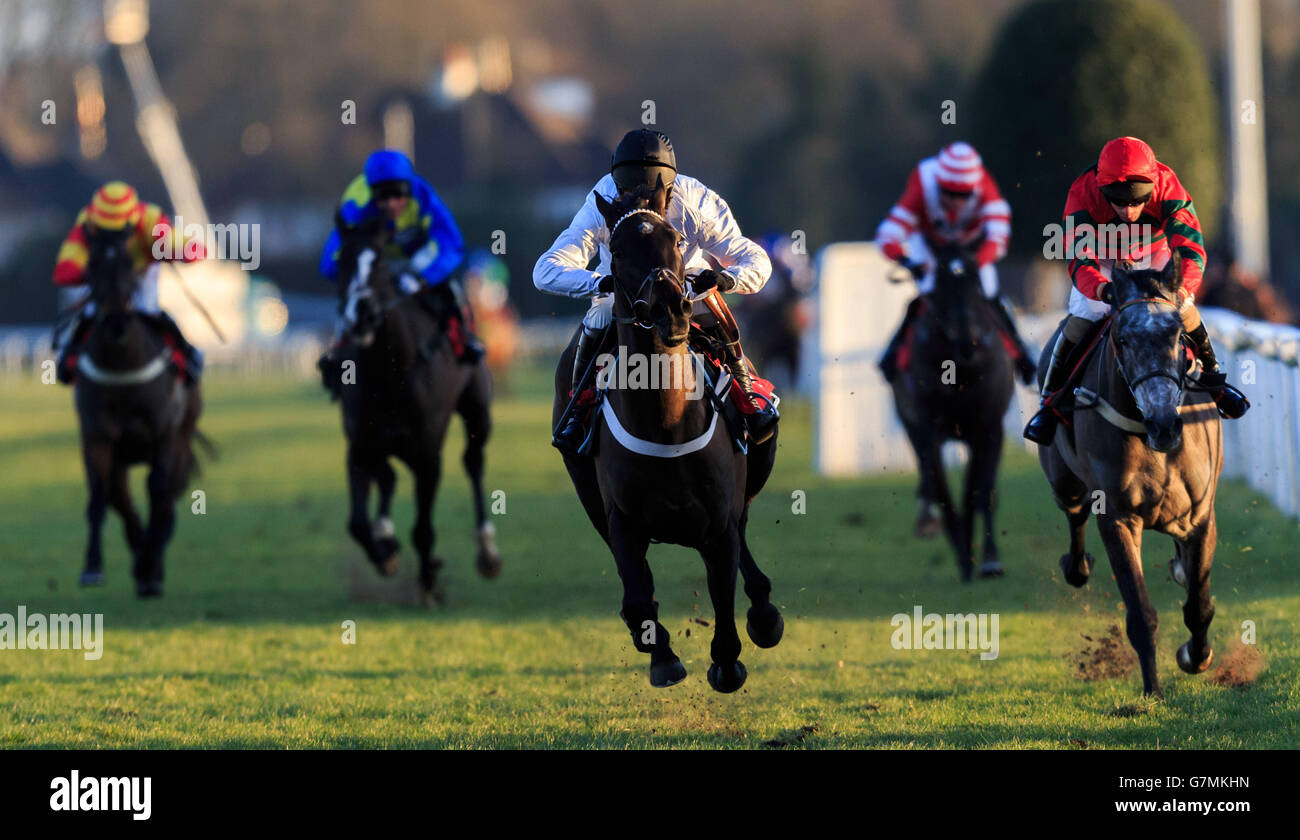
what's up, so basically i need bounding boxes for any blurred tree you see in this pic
[970,0,1221,256]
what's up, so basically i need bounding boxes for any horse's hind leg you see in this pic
[458,371,500,579]
[411,457,444,606]
[1098,515,1161,696]
[738,506,782,648]
[79,442,112,586]
[609,507,684,687]
[700,522,746,693]
[347,444,397,576]
[1046,458,1094,587]
[1175,517,1217,675]
[108,462,144,558]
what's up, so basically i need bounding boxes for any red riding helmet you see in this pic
[934,142,984,193]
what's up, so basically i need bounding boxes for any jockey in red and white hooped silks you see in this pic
[874,141,1037,384]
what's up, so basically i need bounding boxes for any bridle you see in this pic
[608,208,685,330]
[1110,295,1189,400]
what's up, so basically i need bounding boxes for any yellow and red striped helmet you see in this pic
[86,181,142,231]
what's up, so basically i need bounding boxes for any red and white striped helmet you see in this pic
[935,142,984,193]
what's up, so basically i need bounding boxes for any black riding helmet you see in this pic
[611,129,677,193]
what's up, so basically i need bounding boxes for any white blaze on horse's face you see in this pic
[345,247,377,325]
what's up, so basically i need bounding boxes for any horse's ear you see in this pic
[593,191,619,229]
[1109,260,1135,300]
[649,175,669,215]
[1161,249,1183,294]
[334,209,348,232]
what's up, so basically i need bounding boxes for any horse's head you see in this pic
[594,182,691,348]
[1110,252,1187,452]
[924,244,986,360]
[86,226,137,313]
[334,211,396,347]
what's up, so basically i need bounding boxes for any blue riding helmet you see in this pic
[364,149,416,187]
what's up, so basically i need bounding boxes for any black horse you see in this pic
[74,229,204,597]
[888,246,1016,581]
[333,216,500,604]
[551,184,783,692]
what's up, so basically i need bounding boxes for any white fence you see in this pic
[804,241,1300,521]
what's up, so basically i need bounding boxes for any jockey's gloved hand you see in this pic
[597,275,615,294]
[1098,282,1116,306]
[399,274,422,295]
[691,269,736,295]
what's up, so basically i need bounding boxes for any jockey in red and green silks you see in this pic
[1022,136,1250,446]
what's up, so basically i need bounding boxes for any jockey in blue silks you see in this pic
[318,150,482,392]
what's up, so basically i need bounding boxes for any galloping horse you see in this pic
[888,246,1016,581]
[333,215,500,604]
[552,184,783,692]
[1038,254,1221,697]
[74,229,204,597]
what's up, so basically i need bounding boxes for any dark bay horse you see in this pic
[334,216,500,604]
[74,229,203,597]
[888,248,1015,581]
[1038,254,1221,697]
[551,184,782,693]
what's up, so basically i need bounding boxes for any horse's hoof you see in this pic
[915,516,942,539]
[135,580,164,598]
[649,657,687,688]
[79,571,105,587]
[1059,552,1094,588]
[1177,642,1213,674]
[418,586,445,608]
[746,603,784,649]
[373,538,401,576]
[1171,557,1187,588]
[475,549,502,580]
[979,560,1005,579]
[706,660,747,694]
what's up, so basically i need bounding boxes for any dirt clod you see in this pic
[1210,646,1265,689]
[763,724,819,748]
[1069,624,1136,682]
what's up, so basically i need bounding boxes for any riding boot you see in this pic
[552,328,604,455]
[1187,324,1250,419]
[879,297,925,383]
[437,283,486,364]
[990,297,1038,385]
[728,350,780,446]
[153,312,203,386]
[1023,332,1077,445]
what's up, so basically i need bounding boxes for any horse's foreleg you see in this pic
[609,507,684,687]
[1176,517,1217,675]
[967,431,1003,578]
[916,436,967,581]
[701,522,746,693]
[904,423,945,540]
[737,505,782,648]
[373,458,396,530]
[1097,515,1161,696]
[411,457,443,606]
[347,445,397,576]
[458,381,500,579]
[79,442,112,587]
[137,453,176,598]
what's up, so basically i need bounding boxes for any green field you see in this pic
[1,367,1297,749]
